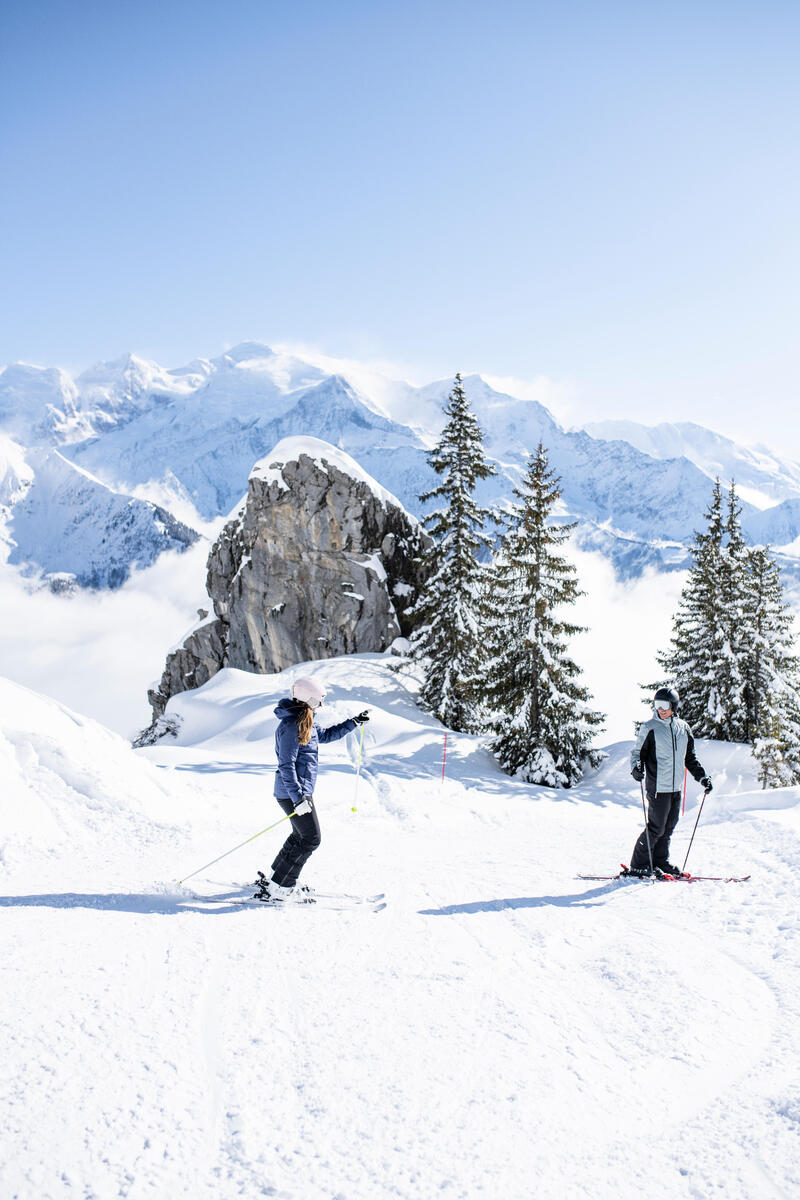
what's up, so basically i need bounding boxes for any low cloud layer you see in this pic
[565,547,687,743]
[0,542,211,739]
[0,541,689,748]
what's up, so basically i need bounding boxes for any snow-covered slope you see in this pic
[2,659,799,1199]
[2,447,199,588]
[0,676,187,870]
[585,417,800,509]
[0,362,91,443]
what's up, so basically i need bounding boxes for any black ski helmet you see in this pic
[654,686,679,714]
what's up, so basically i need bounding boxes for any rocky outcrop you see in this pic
[147,438,430,720]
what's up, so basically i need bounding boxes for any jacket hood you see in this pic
[274,697,308,721]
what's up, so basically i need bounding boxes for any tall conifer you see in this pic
[657,480,728,735]
[714,483,750,740]
[746,546,800,784]
[409,373,496,732]
[481,443,604,787]
[658,481,800,783]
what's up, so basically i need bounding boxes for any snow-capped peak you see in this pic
[584,417,800,509]
[250,435,405,511]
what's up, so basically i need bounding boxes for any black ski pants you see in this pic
[270,797,321,887]
[630,790,682,870]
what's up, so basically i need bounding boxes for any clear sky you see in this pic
[2,0,799,449]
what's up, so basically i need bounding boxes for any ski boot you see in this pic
[253,872,294,903]
[656,862,690,879]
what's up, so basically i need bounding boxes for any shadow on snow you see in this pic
[419,882,622,915]
[0,890,258,916]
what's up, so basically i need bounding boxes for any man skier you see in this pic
[625,686,713,878]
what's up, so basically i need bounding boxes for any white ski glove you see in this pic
[293,797,312,816]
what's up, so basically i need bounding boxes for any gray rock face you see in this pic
[147,441,430,720]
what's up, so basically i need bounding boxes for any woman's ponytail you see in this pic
[297,703,314,745]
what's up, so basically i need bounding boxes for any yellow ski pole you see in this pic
[177,809,297,886]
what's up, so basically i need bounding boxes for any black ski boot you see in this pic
[620,865,653,878]
[656,862,689,879]
[253,871,295,903]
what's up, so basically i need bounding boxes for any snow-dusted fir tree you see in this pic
[717,483,751,739]
[658,482,800,775]
[746,545,800,785]
[481,443,604,787]
[409,373,496,732]
[752,715,796,789]
[657,480,750,740]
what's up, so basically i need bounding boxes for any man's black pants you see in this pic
[270,797,321,887]
[630,790,682,870]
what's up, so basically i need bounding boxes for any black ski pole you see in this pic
[682,786,710,875]
[641,779,654,874]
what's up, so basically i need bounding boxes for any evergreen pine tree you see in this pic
[752,714,794,789]
[658,480,800,780]
[481,443,604,787]
[745,545,800,785]
[409,373,496,732]
[715,482,750,740]
[657,479,728,735]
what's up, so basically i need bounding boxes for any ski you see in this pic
[299,890,385,904]
[189,889,386,912]
[252,871,384,905]
[576,872,750,883]
[249,895,388,912]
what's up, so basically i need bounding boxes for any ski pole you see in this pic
[640,779,654,874]
[681,786,710,875]
[441,731,448,784]
[177,810,297,886]
[351,722,365,812]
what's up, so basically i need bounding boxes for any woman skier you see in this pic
[624,686,712,878]
[255,676,369,902]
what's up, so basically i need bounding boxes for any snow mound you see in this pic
[0,676,184,874]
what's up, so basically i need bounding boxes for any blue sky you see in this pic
[2,0,799,447]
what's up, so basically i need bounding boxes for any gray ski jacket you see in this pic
[631,713,705,797]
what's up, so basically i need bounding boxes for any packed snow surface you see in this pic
[2,658,800,1199]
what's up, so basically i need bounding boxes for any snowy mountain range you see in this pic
[2,341,800,588]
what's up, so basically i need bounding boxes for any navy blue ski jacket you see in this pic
[273,698,356,806]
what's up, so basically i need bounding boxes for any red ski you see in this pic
[577,868,750,883]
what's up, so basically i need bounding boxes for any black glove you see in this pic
[701,776,713,792]
[352,711,370,725]
[631,764,644,782]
